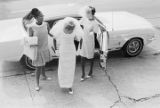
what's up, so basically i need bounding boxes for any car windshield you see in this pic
[46,16,81,29]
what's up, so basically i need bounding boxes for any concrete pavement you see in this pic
[0,61,119,108]
[1,34,160,108]
[1,0,160,108]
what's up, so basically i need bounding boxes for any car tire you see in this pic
[21,55,36,70]
[122,38,143,57]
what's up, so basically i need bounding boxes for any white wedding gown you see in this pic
[50,17,84,88]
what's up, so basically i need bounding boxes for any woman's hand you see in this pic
[100,26,107,32]
[49,33,54,37]
[47,22,55,38]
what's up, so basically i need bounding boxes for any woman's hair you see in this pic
[22,10,33,31]
[31,8,43,18]
[23,8,42,21]
[79,6,96,18]
[65,21,75,31]
[22,8,42,30]
[23,11,33,21]
[89,6,96,15]
[63,17,76,34]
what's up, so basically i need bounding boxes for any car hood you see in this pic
[0,18,26,43]
[96,11,154,31]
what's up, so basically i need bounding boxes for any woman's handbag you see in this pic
[25,36,38,46]
[23,36,38,61]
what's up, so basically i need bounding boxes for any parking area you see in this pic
[0,27,160,108]
[1,0,160,108]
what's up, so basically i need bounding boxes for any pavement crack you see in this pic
[110,100,121,108]
[23,70,34,102]
[101,66,126,108]
[101,66,160,108]
[0,73,25,78]
[123,93,160,103]
[104,68,121,101]
[0,70,34,78]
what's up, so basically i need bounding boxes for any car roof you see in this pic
[38,4,82,20]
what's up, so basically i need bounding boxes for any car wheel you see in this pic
[21,55,36,70]
[123,38,143,57]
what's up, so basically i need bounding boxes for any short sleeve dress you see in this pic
[80,18,100,59]
[31,22,51,67]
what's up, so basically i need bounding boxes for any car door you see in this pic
[96,12,124,51]
[0,18,24,61]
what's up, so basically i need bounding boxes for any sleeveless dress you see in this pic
[50,18,83,88]
[80,18,100,59]
[31,22,51,67]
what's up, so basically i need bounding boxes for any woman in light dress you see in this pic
[79,6,101,81]
[50,17,83,94]
[28,8,52,91]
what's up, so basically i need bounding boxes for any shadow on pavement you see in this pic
[0,61,24,77]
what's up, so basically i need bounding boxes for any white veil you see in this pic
[50,17,84,41]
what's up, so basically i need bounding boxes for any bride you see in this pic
[50,17,84,94]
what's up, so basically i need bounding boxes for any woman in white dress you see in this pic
[50,17,83,94]
[79,6,100,81]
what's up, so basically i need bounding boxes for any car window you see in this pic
[46,16,81,29]
[74,17,81,20]
[45,17,65,29]
[45,19,58,29]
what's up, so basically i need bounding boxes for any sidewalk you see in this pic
[0,60,118,108]
[1,50,160,108]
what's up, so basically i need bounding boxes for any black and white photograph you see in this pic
[0,0,160,108]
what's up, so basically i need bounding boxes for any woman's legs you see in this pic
[41,65,52,80]
[41,66,46,78]
[35,66,41,90]
[68,88,73,94]
[81,56,86,79]
[88,58,94,76]
[81,56,94,80]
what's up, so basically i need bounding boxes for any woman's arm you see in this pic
[28,27,34,37]
[28,27,38,47]
[47,22,57,50]
[98,23,107,32]
[94,16,107,31]
[47,22,55,37]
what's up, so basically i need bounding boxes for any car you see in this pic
[0,4,155,70]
